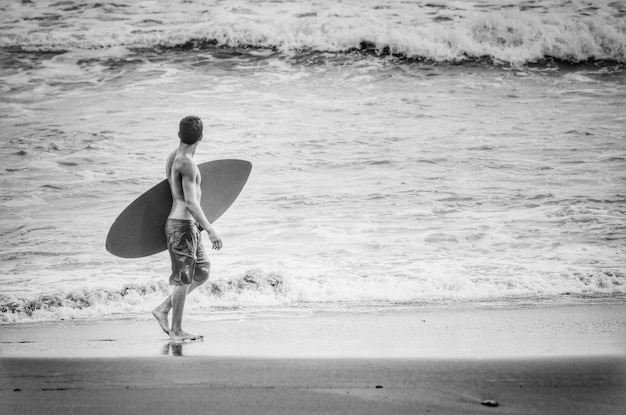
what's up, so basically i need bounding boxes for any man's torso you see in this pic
[166,150,201,220]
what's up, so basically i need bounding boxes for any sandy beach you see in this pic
[1,302,624,414]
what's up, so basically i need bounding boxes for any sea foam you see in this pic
[0,0,624,64]
[1,267,623,323]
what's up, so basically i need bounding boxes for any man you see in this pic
[152,116,222,342]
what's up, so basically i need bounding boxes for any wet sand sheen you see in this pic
[1,302,624,358]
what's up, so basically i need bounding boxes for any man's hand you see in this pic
[208,231,222,250]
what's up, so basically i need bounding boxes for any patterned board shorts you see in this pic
[165,219,210,285]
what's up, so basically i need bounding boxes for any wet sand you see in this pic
[2,356,624,415]
[1,303,625,414]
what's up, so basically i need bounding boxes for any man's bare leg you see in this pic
[152,279,205,335]
[169,283,203,341]
[152,301,171,335]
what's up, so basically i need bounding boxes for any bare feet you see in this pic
[152,307,170,335]
[169,330,204,342]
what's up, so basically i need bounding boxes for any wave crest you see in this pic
[1,4,625,64]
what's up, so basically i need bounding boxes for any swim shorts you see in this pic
[165,219,210,285]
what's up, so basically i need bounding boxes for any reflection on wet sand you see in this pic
[162,338,205,356]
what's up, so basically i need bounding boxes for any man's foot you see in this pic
[152,307,170,335]
[169,330,204,342]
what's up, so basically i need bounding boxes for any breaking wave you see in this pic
[1,267,624,323]
[1,0,625,64]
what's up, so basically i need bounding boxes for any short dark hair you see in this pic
[179,116,203,144]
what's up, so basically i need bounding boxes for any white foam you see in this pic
[2,265,623,323]
[1,0,624,63]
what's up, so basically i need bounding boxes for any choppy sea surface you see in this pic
[1,0,625,323]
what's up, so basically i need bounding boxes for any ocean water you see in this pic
[1,0,625,323]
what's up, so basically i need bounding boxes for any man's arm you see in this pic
[180,161,223,250]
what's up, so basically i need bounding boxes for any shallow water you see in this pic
[1,0,625,323]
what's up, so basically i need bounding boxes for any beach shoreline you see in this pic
[1,302,624,414]
[1,301,624,359]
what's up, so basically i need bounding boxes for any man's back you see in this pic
[167,150,201,221]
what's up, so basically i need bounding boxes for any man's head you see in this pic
[178,115,203,145]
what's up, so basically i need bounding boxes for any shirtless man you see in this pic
[152,116,222,342]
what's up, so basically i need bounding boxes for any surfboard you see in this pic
[106,159,252,258]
